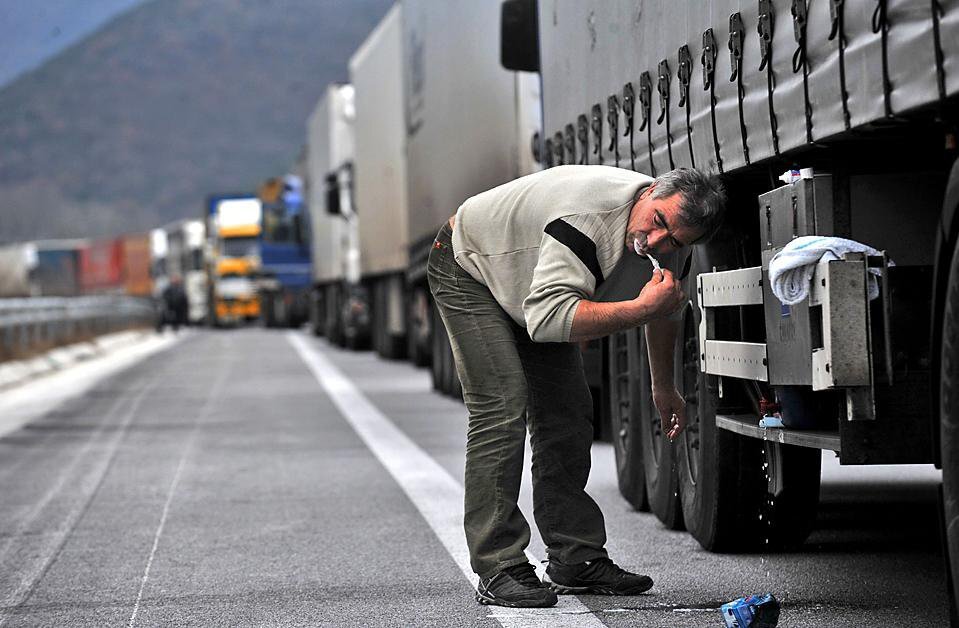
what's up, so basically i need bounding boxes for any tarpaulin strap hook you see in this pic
[591,103,604,164]
[791,0,814,143]
[871,0,893,118]
[701,28,723,173]
[543,136,554,168]
[553,131,565,166]
[640,71,655,176]
[758,0,779,154]
[607,95,621,167]
[931,0,947,101]
[564,123,577,167]
[622,82,637,170]
[729,12,750,164]
[828,0,851,129]
[577,114,589,165]
[657,58,675,170]
[678,45,696,169]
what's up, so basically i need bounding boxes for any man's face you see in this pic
[625,184,702,257]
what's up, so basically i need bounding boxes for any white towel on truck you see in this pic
[768,236,891,305]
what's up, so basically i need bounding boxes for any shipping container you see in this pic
[30,239,85,296]
[79,238,124,294]
[121,234,152,297]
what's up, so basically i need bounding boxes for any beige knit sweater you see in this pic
[452,165,681,343]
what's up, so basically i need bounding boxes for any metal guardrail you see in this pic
[0,296,156,362]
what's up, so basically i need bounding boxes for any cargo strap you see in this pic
[552,131,565,166]
[543,136,554,168]
[640,71,655,175]
[622,82,637,170]
[657,58,676,170]
[791,0,814,143]
[729,12,750,164]
[591,103,604,165]
[758,0,780,154]
[932,0,947,100]
[564,123,577,167]
[702,28,724,172]
[871,0,893,118]
[530,131,542,165]
[828,0,852,129]
[577,114,589,165]
[678,44,696,168]
[607,94,621,167]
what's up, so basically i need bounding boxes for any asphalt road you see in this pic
[0,328,949,627]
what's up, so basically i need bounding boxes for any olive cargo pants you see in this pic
[427,222,608,579]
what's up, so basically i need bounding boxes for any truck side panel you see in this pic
[402,0,536,241]
[350,5,410,277]
[307,85,352,284]
[540,0,959,178]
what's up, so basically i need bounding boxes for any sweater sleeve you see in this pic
[523,214,609,343]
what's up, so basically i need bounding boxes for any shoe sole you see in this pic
[474,591,558,608]
[547,578,654,596]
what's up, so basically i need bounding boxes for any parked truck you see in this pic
[256,175,312,328]
[205,194,261,325]
[165,219,207,324]
[344,0,541,394]
[500,0,959,602]
[306,84,368,348]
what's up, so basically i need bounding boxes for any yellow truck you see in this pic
[206,195,262,325]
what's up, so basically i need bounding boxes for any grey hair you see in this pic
[651,168,726,243]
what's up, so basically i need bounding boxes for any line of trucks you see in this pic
[0,178,312,331]
[302,0,959,613]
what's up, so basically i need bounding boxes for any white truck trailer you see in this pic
[306,84,366,348]
[501,0,959,600]
[165,219,207,324]
[345,0,541,394]
[349,4,410,361]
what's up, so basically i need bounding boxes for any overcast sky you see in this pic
[0,0,147,88]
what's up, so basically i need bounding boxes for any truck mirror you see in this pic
[500,0,540,72]
[325,173,341,216]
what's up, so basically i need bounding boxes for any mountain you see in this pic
[0,0,394,242]
[0,0,147,88]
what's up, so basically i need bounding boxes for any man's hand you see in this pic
[652,386,686,440]
[635,270,685,320]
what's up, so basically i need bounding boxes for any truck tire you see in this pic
[373,278,406,360]
[607,329,649,512]
[407,288,432,367]
[941,234,959,618]
[675,279,752,550]
[310,290,324,337]
[431,307,445,391]
[677,246,822,551]
[325,285,344,346]
[637,329,684,529]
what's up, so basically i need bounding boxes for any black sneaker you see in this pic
[475,563,558,608]
[545,557,654,595]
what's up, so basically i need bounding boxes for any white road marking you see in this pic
[288,332,608,628]
[128,349,231,628]
[0,382,156,626]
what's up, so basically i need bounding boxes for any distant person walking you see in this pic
[159,275,189,331]
[427,165,726,608]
